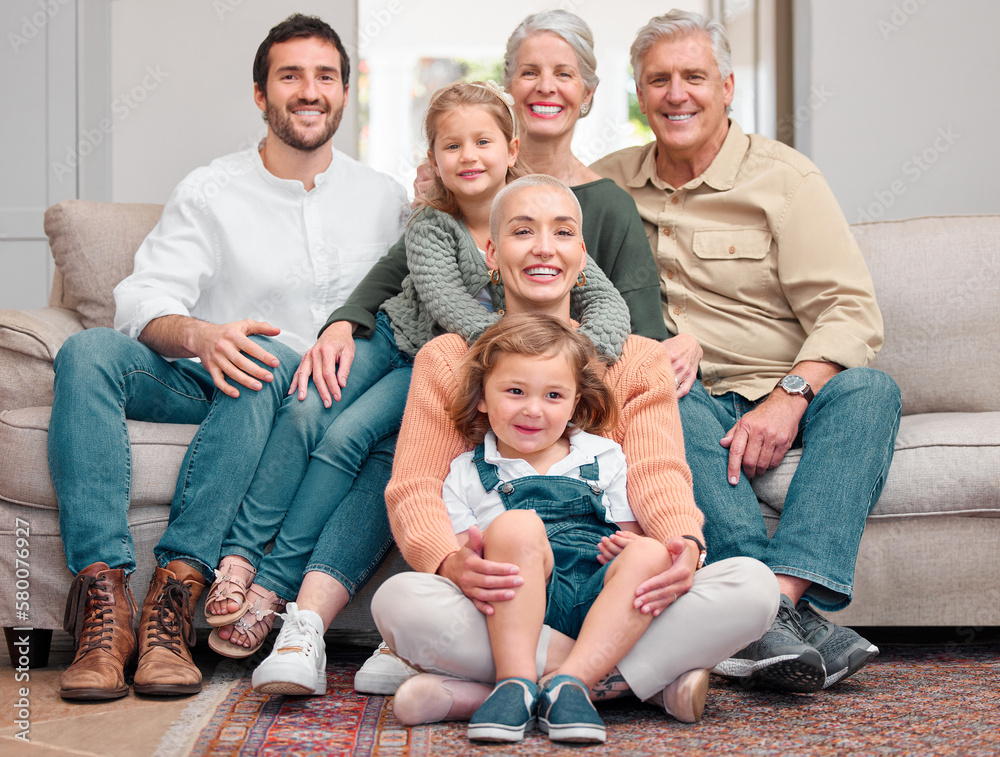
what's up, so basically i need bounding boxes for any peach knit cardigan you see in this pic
[385,332,704,575]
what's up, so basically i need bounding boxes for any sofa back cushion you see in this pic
[853,214,1000,415]
[44,200,164,329]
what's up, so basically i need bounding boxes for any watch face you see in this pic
[782,375,807,393]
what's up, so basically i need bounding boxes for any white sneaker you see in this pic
[353,641,419,694]
[251,603,327,696]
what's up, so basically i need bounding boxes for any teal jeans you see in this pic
[678,367,901,611]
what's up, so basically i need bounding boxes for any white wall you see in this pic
[110,0,358,204]
[794,0,1000,223]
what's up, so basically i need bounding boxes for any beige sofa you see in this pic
[2,201,998,661]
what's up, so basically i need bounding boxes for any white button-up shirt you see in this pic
[114,143,409,355]
[443,429,633,534]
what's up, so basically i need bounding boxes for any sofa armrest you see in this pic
[0,307,84,412]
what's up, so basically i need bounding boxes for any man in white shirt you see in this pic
[51,14,407,701]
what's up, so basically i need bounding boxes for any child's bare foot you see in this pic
[204,555,256,626]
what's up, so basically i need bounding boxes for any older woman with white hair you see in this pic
[315,10,699,384]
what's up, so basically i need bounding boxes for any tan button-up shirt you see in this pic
[591,121,883,400]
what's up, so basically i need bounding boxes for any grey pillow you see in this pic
[44,200,163,329]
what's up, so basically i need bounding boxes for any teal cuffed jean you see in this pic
[678,367,901,611]
[49,327,300,579]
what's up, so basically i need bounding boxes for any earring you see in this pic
[581,102,591,115]
[489,269,502,284]
[576,271,586,287]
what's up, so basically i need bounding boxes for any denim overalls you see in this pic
[473,443,618,638]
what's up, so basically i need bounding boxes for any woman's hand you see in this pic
[662,333,703,398]
[438,525,524,615]
[412,161,436,208]
[632,537,699,616]
[289,321,356,407]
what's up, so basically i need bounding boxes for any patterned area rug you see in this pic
[185,645,1000,756]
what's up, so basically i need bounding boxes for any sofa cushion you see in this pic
[752,410,1000,519]
[44,200,164,330]
[853,215,1000,415]
[0,406,197,509]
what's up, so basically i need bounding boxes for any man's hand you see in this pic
[662,333,703,398]
[289,321,357,408]
[719,390,805,484]
[633,537,698,616]
[437,525,523,615]
[186,319,281,398]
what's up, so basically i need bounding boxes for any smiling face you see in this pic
[478,349,579,468]
[428,105,518,209]
[636,33,733,168]
[508,32,593,145]
[254,36,347,152]
[486,184,587,319]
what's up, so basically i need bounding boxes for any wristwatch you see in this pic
[777,374,814,403]
[681,535,707,570]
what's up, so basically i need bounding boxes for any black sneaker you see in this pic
[713,595,826,693]
[795,600,879,688]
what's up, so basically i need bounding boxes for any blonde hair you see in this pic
[451,313,618,446]
[420,81,529,220]
[489,173,581,243]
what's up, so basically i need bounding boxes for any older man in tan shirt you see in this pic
[592,10,901,694]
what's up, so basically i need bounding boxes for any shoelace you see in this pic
[63,573,114,655]
[273,611,317,654]
[794,603,831,645]
[773,600,811,640]
[147,578,196,655]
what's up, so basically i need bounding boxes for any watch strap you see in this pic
[681,535,707,570]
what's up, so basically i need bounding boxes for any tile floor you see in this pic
[1,630,226,757]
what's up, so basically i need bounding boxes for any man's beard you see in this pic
[265,98,344,151]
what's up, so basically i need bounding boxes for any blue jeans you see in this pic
[678,367,901,611]
[304,434,397,596]
[221,312,411,599]
[48,327,300,578]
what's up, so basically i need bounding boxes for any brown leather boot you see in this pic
[133,560,206,696]
[59,562,138,700]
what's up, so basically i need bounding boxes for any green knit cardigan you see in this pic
[380,206,631,361]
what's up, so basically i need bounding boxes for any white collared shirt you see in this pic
[443,429,633,533]
[114,144,409,355]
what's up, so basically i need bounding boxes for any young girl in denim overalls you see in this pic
[443,313,674,745]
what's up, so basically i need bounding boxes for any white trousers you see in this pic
[371,556,778,700]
